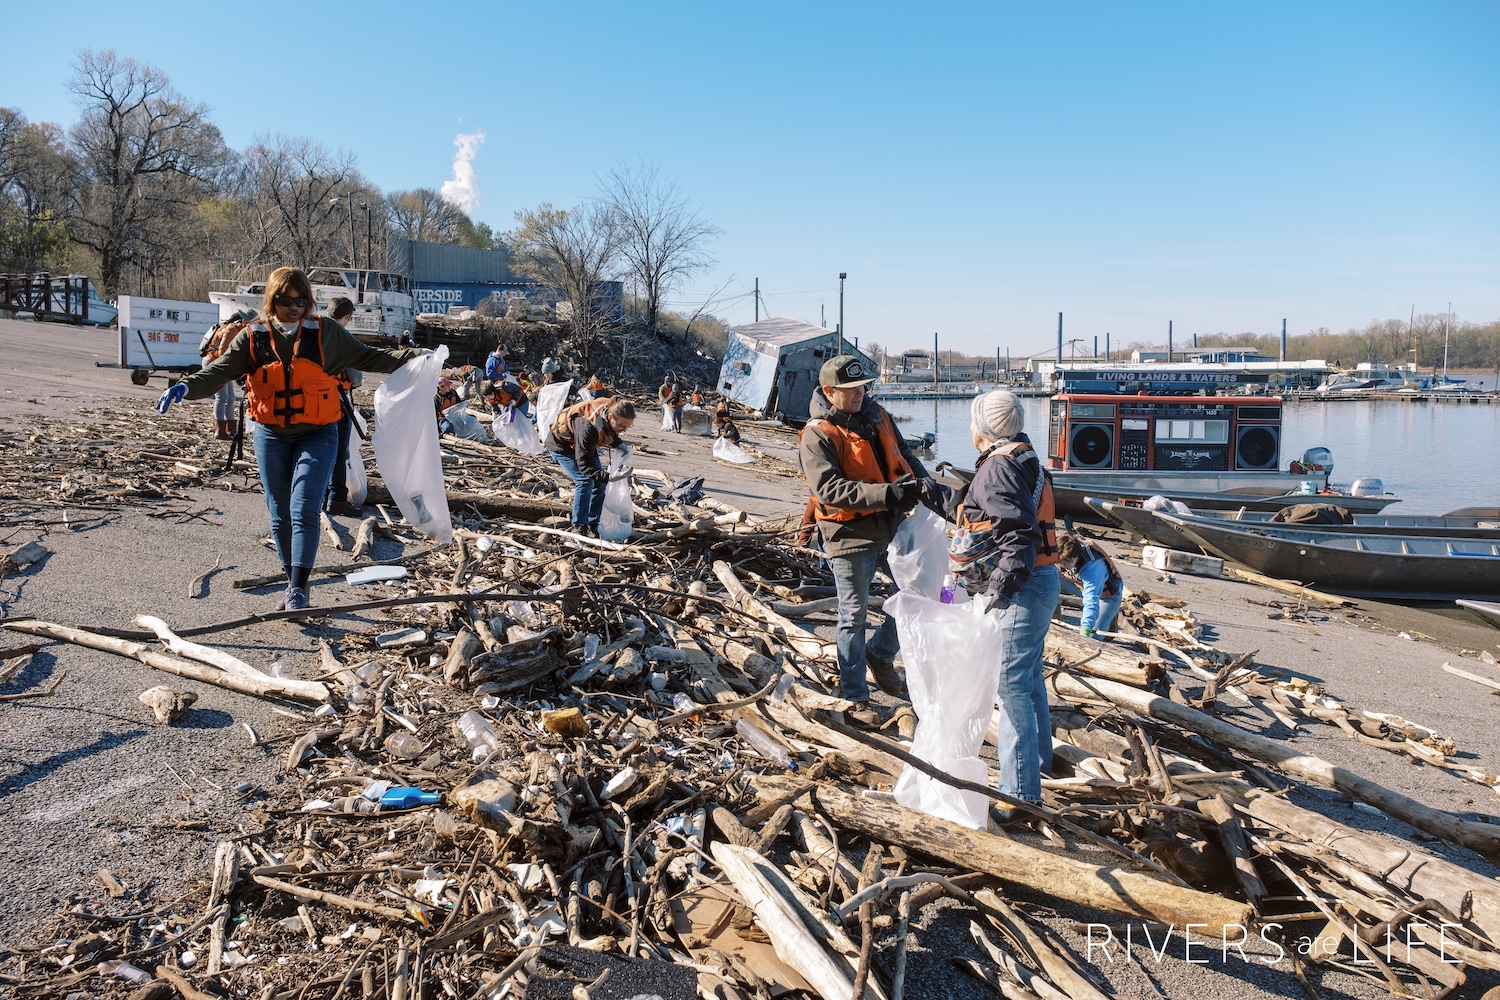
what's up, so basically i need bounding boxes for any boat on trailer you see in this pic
[209,268,415,339]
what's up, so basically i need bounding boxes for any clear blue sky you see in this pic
[4,1,1496,357]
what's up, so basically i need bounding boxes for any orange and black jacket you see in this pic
[958,432,1058,598]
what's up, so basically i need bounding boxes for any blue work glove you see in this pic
[156,383,188,414]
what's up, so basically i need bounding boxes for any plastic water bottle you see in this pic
[735,718,796,771]
[940,574,955,604]
[379,787,440,809]
[383,733,425,759]
[672,692,700,719]
[455,710,499,762]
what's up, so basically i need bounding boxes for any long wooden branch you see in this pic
[1050,670,1500,862]
[752,774,1253,937]
[4,620,329,703]
[713,560,836,663]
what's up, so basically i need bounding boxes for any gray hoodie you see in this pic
[796,387,928,557]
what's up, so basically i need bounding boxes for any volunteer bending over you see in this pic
[953,389,1061,814]
[543,397,635,537]
[1056,532,1123,637]
[156,267,422,611]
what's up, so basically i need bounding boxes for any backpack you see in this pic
[200,318,248,363]
[669,475,706,505]
[948,442,1047,592]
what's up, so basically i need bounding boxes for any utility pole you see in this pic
[754,278,759,322]
[1093,335,1098,361]
[1281,318,1287,362]
[838,273,847,356]
[821,303,825,328]
[1106,332,1110,362]
[346,193,356,267]
[933,332,939,387]
[1168,320,1174,362]
[1057,312,1063,363]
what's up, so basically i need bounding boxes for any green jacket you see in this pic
[181,319,423,437]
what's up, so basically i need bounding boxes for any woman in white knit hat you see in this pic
[949,389,1061,818]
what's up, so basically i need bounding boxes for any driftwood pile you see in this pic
[6,409,1500,999]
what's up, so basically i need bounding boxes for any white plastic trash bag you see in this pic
[599,447,633,542]
[536,380,574,448]
[712,436,755,465]
[345,408,369,507]
[373,346,453,543]
[661,404,674,430]
[888,591,1008,828]
[441,401,488,441]
[886,504,948,600]
[492,406,543,455]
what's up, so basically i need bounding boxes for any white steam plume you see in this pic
[440,131,485,214]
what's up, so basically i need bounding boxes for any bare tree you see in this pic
[506,201,622,370]
[388,188,469,244]
[67,49,225,293]
[235,135,360,271]
[603,163,719,337]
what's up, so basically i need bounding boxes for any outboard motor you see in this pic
[1300,447,1333,482]
[1351,477,1384,498]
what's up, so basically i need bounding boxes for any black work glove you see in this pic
[887,477,920,513]
[916,476,947,515]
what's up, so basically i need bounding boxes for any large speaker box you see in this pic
[1067,422,1114,469]
[1235,425,1280,470]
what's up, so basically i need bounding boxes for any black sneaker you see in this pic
[327,501,364,518]
[867,653,909,699]
[844,701,885,729]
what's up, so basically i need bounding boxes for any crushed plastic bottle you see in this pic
[455,710,500,763]
[583,633,600,660]
[735,717,796,771]
[97,960,153,983]
[672,692,700,720]
[645,645,687,664]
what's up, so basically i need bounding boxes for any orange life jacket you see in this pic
[801,407,912,523]
[245,319,343,428]
[552,397,619,450]
[958,440,1058,566]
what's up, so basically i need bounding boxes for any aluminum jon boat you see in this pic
[1086,497,1500,552]
[1457,601,1500,630]
[1162,514,1500,600]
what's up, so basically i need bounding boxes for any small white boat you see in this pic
[209,267,415,339]
[1457,600,1500,630]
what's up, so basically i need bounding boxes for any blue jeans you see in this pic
[828,549,900,701]
[1094,589,1122,633]
[253,422,338,571]
[327,412,352,504]
[994,563,1061,801]
[553,452,605,527]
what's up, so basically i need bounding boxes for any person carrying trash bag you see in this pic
[796,355,939,721]
[1056,531,1123,637]
[155,267,423,611]
[542,396,636,537]
[946,388,1061,818]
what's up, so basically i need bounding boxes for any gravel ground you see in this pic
[3,315,1500,998]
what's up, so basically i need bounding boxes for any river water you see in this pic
[880,393,1500,515]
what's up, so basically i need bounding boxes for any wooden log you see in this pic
[1236,789,1500,947]
[446,489,570,521]
[710,842,888,1000]
[0,540,49,577]
[443,628,482,687]
[1050,671,1500,862]
[1196,795,1266,912]
[4,620,330,703]
[1045,626,1164,687]
[134,615,330,702]
[1442,661,1500,692]
[713,561,836,664]
[973,890,1111,1000]
[690,618,778,685]
[320,512,346,551]
[351,517,377,560]
[752,775,1254,937]
[1221,566,1351,606]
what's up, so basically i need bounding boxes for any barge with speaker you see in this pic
[1045,393,1399,518]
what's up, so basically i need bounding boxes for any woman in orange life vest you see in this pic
[950,389,1061,816]
[156,268,423,611]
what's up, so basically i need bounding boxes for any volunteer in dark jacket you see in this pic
[953,389,1061,811]
[543,396,635,536]
[798,356,935,715]
[156,267,422,611]
[1056,532,1123,637]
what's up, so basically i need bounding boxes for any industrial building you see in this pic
[387,238,623,320]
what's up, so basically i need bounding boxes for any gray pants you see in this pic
[214,382,237,421]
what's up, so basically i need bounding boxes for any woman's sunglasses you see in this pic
[273,294,310,309]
